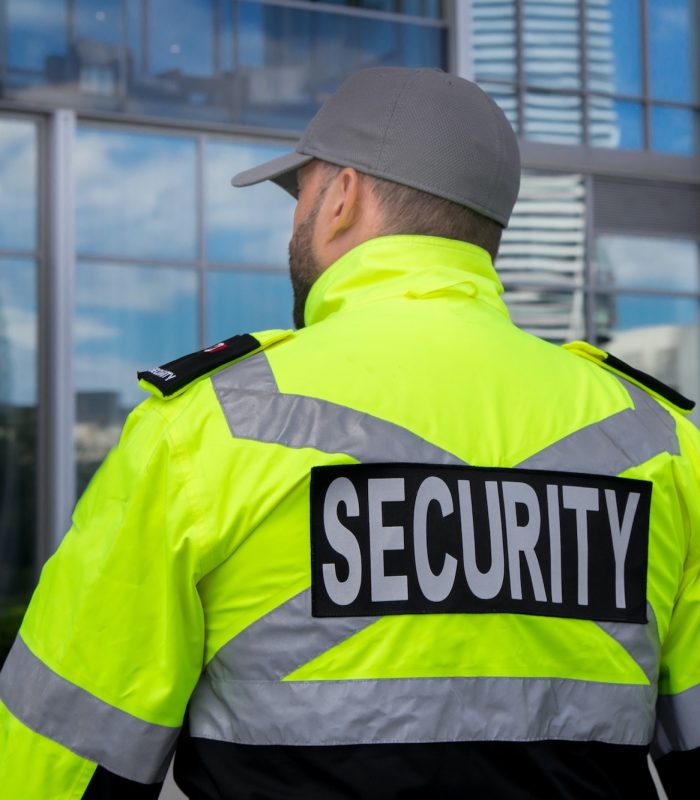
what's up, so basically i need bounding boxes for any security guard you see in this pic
[1,69,698,799]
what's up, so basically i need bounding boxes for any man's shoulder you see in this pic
[137,329,294,402]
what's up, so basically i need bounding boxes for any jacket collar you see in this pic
[304,235,509,327]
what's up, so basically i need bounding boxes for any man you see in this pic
[0,68,698,799]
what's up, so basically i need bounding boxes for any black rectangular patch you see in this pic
[310,464,651,623]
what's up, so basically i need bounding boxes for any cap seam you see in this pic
[483,97,504,214]
[375,69,421,173]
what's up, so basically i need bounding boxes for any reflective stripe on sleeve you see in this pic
[189,673,656,747]
[654,683,700,755]
[0,636,179,783]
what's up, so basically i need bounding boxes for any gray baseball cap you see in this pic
[231,67,521,227]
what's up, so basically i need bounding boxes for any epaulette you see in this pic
[563,340,695,415]
[138,329,293,400]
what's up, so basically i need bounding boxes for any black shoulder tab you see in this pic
[138,333,260,398]
[604,352,695,413]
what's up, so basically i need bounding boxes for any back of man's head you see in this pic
[233,67,520,258]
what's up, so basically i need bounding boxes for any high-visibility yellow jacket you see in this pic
[1,235,698,799]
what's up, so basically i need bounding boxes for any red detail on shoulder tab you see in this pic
[204,342,227,353]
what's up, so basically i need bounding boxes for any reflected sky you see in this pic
[649,0,698,103]
[207,140,296,267]
[596,236,699,293]
[0,259,37,407]
[75,262,197,409]
[0,119,37,252]
[207,269,292,342]
[75,127,197,261]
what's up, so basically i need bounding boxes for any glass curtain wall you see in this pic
[0,116,39,664]
[73,126,295,493]
[471,0,700,154]
[2,0,446,128]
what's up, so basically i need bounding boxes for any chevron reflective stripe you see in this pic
[212,353,466,466]
[654,683,700,755]
[206,588,376,682]
[0,636,179,783]
[189,673,656,747]
[519,381,679,473]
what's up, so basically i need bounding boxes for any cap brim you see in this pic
[231,150,313,198]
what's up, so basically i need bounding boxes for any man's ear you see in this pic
[323,168,360,243]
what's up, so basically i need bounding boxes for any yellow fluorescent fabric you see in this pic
[2,234,699,793]
[0,700,96,799]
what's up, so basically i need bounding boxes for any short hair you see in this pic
[363,174,503,261]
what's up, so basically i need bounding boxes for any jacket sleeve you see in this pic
[0,397,207,798]
[653,415,700,798]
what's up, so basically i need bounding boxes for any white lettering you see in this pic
[503,481,547,602]
[413,476,457,602]
[459,480,505,600]
[322,478,362,606]
[562,486,598,606]
[547,484,562,604]
[368,478,408,602]
[605,489,640,609]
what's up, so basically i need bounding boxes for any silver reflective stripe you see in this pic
[654,683,700,754]
[596,604,660,685]
[212,355,465,466]
[189,674,655,747]
[215,351,279,394]
[208,589,377,682]
[0,636,179,783]
[519,381,679,474]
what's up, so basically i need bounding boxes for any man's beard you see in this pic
[288,191,325,330]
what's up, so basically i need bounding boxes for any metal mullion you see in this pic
[447,0,473,80]
[213,0,222,74]
[141,0,149,74]
[250,0,447,27]
[206,261,288,274]
[38,110,76,561]
[76,252,199,268]
[0,248,41,260]
[640,0,651,150]
[578,0,588,145]
[515,0,525,137]
[117,0,129,108]
[66,0,76,47]
[583,173,595,342]
[593,286,700,301]
[197,135,207,349]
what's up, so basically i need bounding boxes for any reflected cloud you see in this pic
[75,128,197,261]
[0,120,37,251]
[207,141,296,267]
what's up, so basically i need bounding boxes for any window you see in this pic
[0,117,39,665]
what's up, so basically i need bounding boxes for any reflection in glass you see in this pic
[651,106,698,156]
[0,119,37,252]
[596,293,699,421]
[74,262,198,493]
[595,236,699,293]
[148,0,214,78]
[206,140,296,267]
[206,269,293,343]
[472,0,518,84]
[524,91,582,144]
[480,83,519,132]
[589,99,643,149]
[0,258,37,666]
[524,0,581,90]
[225,2,444,130]
[75,128,197,261]
[499,172,586,343]
[7,0,67,71]
[586,0,641,96]
[649,0,698,103]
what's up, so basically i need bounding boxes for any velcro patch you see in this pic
[310,464,651,623]
[138,333,260,397]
